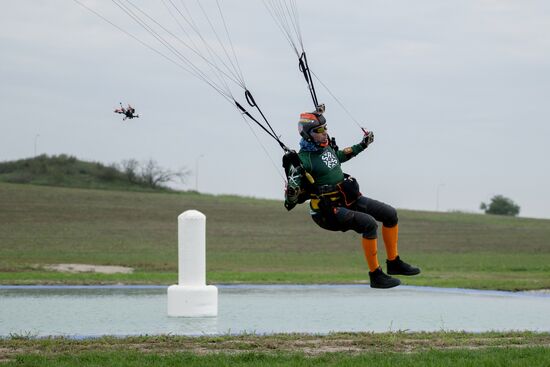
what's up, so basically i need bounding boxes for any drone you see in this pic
[114,103,139,121]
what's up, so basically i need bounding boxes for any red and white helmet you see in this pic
[298,111,326,141]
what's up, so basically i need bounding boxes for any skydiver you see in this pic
[282,108,420,288]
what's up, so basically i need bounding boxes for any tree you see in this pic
[119,159,190,189]
[121,159,140,184]
[480,195,520,216]
[138,159,190,189]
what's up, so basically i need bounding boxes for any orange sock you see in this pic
[382,224,399,261]
[361,237,379,272]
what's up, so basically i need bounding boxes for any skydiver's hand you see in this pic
[286,185,297,198]
[360,131,374,148]
[282,150,301,171]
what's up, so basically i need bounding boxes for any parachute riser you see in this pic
[234,98,290,153]
[298,52,319,109]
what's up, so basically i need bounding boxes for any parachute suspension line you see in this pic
[175,0,289,152]
[170,0,286,151]
[310,70,365,131]
[115,0,240,95]
[275,0,303,52]
[196,0,246,88]
[73,0,233,102]
[110,0,234,100]
[161,0,235,98]
[264,0,319,109]
[265,0,366,132]
[166,0,245,90]
[71,0,196,89]
[216,0,246,89]
[287,0,303,51]
[75,0,290,154]
[237,113,287,182]
[166,0,286,152]
[159,0,227,93]
[193,0,243,96]
[263,0,300,56]
[214,0,246,86]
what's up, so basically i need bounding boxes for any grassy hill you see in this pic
[0,154,174,191]
[1,181,549,290]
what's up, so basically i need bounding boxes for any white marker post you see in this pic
[167,210,218,317]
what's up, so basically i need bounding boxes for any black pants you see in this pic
[311,196,398,239]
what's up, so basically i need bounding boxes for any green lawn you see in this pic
[2,332,549,366]
[1,182,549,290]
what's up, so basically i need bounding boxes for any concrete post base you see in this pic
[167,285,218,317]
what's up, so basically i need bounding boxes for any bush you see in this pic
[97,164,122,182]
[5,172,33,184]
[480,195,520,216]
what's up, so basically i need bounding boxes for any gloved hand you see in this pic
[282,150,301,172]
[360,131,374,148]
[284,164,304,211]
[286,185,297,198]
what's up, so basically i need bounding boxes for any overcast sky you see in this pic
[1,1,549,219]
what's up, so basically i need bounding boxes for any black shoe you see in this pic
[369,267,401,289]
[386,256,421,276]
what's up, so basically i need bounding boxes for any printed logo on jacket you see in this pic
[321,150,338,169]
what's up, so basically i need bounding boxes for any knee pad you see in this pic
[383,206,398,228]
[359,216,378,239]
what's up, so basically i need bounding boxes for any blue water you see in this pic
[1,285,549,337]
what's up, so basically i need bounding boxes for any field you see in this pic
[1,182,550,366]
[1,182,549,290]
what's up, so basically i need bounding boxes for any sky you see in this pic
[1,1,549,219]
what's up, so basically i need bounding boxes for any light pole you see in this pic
[195,154,204,192]
[34,134,40,157]
[436,183,446,212]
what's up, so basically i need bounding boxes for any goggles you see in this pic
[311,125,328,134]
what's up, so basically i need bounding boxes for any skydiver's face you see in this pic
[310,125,328,145]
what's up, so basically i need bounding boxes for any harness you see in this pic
[308,175,361,210]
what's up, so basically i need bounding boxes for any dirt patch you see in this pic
[43,264,134,274]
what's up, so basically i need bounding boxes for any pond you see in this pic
[1,285,548,337]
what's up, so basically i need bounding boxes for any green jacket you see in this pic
[284,142,366,210]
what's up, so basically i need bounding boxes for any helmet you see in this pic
[298,111,326,141]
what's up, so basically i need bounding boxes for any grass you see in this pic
[1,180,549,365]
[6,348,550,367]
[1,182,549,290]
[1,332,549,366]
